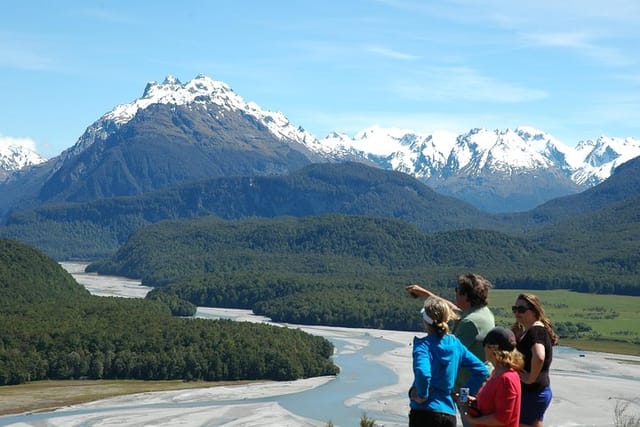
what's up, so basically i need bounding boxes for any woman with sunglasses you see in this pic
[511,294,559,427]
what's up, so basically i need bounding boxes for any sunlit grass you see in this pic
[0,379,256,416]
[491,289,640,355]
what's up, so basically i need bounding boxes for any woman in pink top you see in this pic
[463,326,524,427]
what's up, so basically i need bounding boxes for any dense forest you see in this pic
[0,163,499,259]
[2,161,639,294]
[89,213,640,295]
[79,214,639,345]
[0,238,338,386]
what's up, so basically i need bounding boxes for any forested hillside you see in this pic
[80,214,638,338]
[0,238,338,385]
[87,214,544,286]
[516,195,640,295]
[0,162,498,260]
[498,156,640,230]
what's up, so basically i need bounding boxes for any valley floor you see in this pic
[2,264,634,426]
[1,310,639,427]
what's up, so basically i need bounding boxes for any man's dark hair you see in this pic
[456,273,492,307]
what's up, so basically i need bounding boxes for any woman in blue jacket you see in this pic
[409,297,489,427]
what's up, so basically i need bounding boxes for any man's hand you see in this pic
[405,284,429,298]
[405,284,461,311]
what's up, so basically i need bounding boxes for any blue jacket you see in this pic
[410,333,489,415]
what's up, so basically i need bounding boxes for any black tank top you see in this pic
[516,325,553,391]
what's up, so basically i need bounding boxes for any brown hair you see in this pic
[457,273,492,307]
[517,293,559,345]
[424,296,459,337]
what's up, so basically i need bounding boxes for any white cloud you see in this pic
[388,66,547,103]
[366,46,420,60]
[0,32,55,70]
[522,32,632,67]
[72,7,131,24]
[613,73,640,85]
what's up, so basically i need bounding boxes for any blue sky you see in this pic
[1,0,639,158]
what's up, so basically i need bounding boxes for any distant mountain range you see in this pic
[323,126,640,212]
[1,73,639,216]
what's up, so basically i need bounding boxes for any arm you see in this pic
[521,343,545,384]
[405,284,461,311]
[412,340,432,402]
[460,344,489,394]
[511,322,525,341]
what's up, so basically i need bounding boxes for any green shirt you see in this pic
[452,305,495,391]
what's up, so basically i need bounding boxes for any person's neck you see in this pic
[492,364,509,375]
[527,320,544,329]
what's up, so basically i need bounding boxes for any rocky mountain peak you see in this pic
[0,138,47,180]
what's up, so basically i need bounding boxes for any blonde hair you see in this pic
[424,297,459,337]
[486,345,525,371]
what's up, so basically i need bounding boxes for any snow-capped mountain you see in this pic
[2,73,639,215]
[317,126,640,211]
[18,74,329,208]
[50,73,640,206]
[319,126,640,183]
[570,136,640,186]
[0,137,47,181]
[58,74,320,163]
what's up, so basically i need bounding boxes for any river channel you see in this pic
[1,263,639,427]
[0,263,411,427]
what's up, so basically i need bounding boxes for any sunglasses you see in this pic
[511,305,530,314]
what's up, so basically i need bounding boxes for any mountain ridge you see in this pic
[1,162,500,260]
[2,73,639,214]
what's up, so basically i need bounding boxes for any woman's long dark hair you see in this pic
[518,293,559,345]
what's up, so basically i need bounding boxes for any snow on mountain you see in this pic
[320,126,572,179]
[451,127,558,174]
[54,72,639,194]
[0,136,47,179]
[318,126,640,187]
[61,74,318,162]
[571,136,640,185]
[162,74,318,147]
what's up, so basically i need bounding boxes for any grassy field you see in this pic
[0,379,256,416]
[490,289,640,356]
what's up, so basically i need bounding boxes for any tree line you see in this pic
[90,214,640,296]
